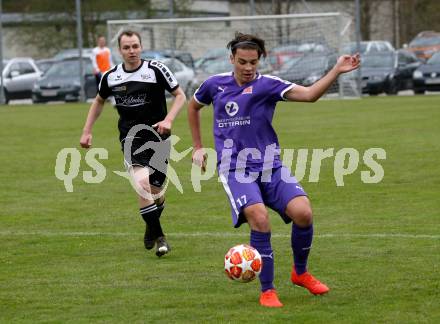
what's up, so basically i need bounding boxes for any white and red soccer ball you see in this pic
[224,244,262,283]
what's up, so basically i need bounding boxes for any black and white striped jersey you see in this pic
[98,59,179,141]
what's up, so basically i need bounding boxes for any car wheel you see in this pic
[385,80,398,95]
[3,89,10,104]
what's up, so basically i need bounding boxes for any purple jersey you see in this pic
[194,72,295,173]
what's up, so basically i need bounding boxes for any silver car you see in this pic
[159,57,195,97]
[342,41,395,55]
[1,58,42,103]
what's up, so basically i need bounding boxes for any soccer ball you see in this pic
[224,244,262,283]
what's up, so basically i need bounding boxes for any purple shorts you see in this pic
[219,165,307,228]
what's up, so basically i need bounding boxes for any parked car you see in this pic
[194,47,229,70]
[161,50,195,69]
[274,53,337,87]
[187,57,273,96]
[268,42,332,70]
[342,41,395,55]
[1,57,42,103]
[407,31,440,61]
[158,57,195,96]
[412,51,440,94]
[35,58,57,74]
[141,49,195,69]
[140,50,168,61]
[361,50,421,95]
[53,48,94,60]
[32,57,96,103]
[53,48,120,67]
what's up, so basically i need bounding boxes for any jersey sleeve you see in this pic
[149,60,179,93]
[193,77,214,106]
[264,75,295,102]
[98,70,112,99]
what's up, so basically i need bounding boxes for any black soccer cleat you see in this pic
[143,225,155,250]
[155,236,171,257]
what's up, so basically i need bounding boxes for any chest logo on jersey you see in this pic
[242,86,253,94]
[113,86,126,92]
[225,101,239,117]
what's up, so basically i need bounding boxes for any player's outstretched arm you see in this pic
[284,53,360,102]
[153,86,186,135]
[188,97,207,172]
[80,95,105,148]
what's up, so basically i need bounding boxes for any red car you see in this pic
[407,31,440,61]
[268,42,330,70]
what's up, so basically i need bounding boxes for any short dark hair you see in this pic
[118,30,142,48]
[227,32,267,59]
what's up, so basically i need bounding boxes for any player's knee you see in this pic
[286,197,313,227]
[136,178,151,193]
[294,207,313,227]
[246,209,270,232]
[253,218,270,232]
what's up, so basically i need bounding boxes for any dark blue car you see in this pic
[361,50,421,95]
[412,51,440,94]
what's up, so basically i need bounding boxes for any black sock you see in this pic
[157,200,165,219]
[140,204,164,238]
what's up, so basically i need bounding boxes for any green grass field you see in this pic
[1,96,439,323]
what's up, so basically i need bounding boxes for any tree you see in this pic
[3,0,192,57]
[398,0,440,45]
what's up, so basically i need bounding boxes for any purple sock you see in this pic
[291,224,313,275]
[250,230,274,292]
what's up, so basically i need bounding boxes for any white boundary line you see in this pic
[0,231,439,239]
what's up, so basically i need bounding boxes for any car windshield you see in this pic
[201,57,270,74]
[203,59,231,74]
[427,52,440,64]
[141,51,166,60]
[36,61,53,73]
[54,49,93,60]
[272,44,301,54]
[362,54,395,68]
[200,48,229,59]
[272,43,327,54]
[45,59,91,77]
[161,58,185,72]
[281,55,328,71]
[409,36,440,47]
[342,42,368,54]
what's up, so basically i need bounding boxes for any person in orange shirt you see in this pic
[92,35,114,87]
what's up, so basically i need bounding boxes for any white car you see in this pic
[1,58,42,103]
[342,41,395,54]
[159,57,195,96]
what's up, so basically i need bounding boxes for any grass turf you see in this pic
[1,95,439,322]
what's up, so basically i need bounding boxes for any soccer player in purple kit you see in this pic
[188,32,360,308]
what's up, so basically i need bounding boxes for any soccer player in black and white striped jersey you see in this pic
[80,30,186,257]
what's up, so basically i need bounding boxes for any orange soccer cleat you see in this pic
[291,267,330,295]
[259,289,283,308]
